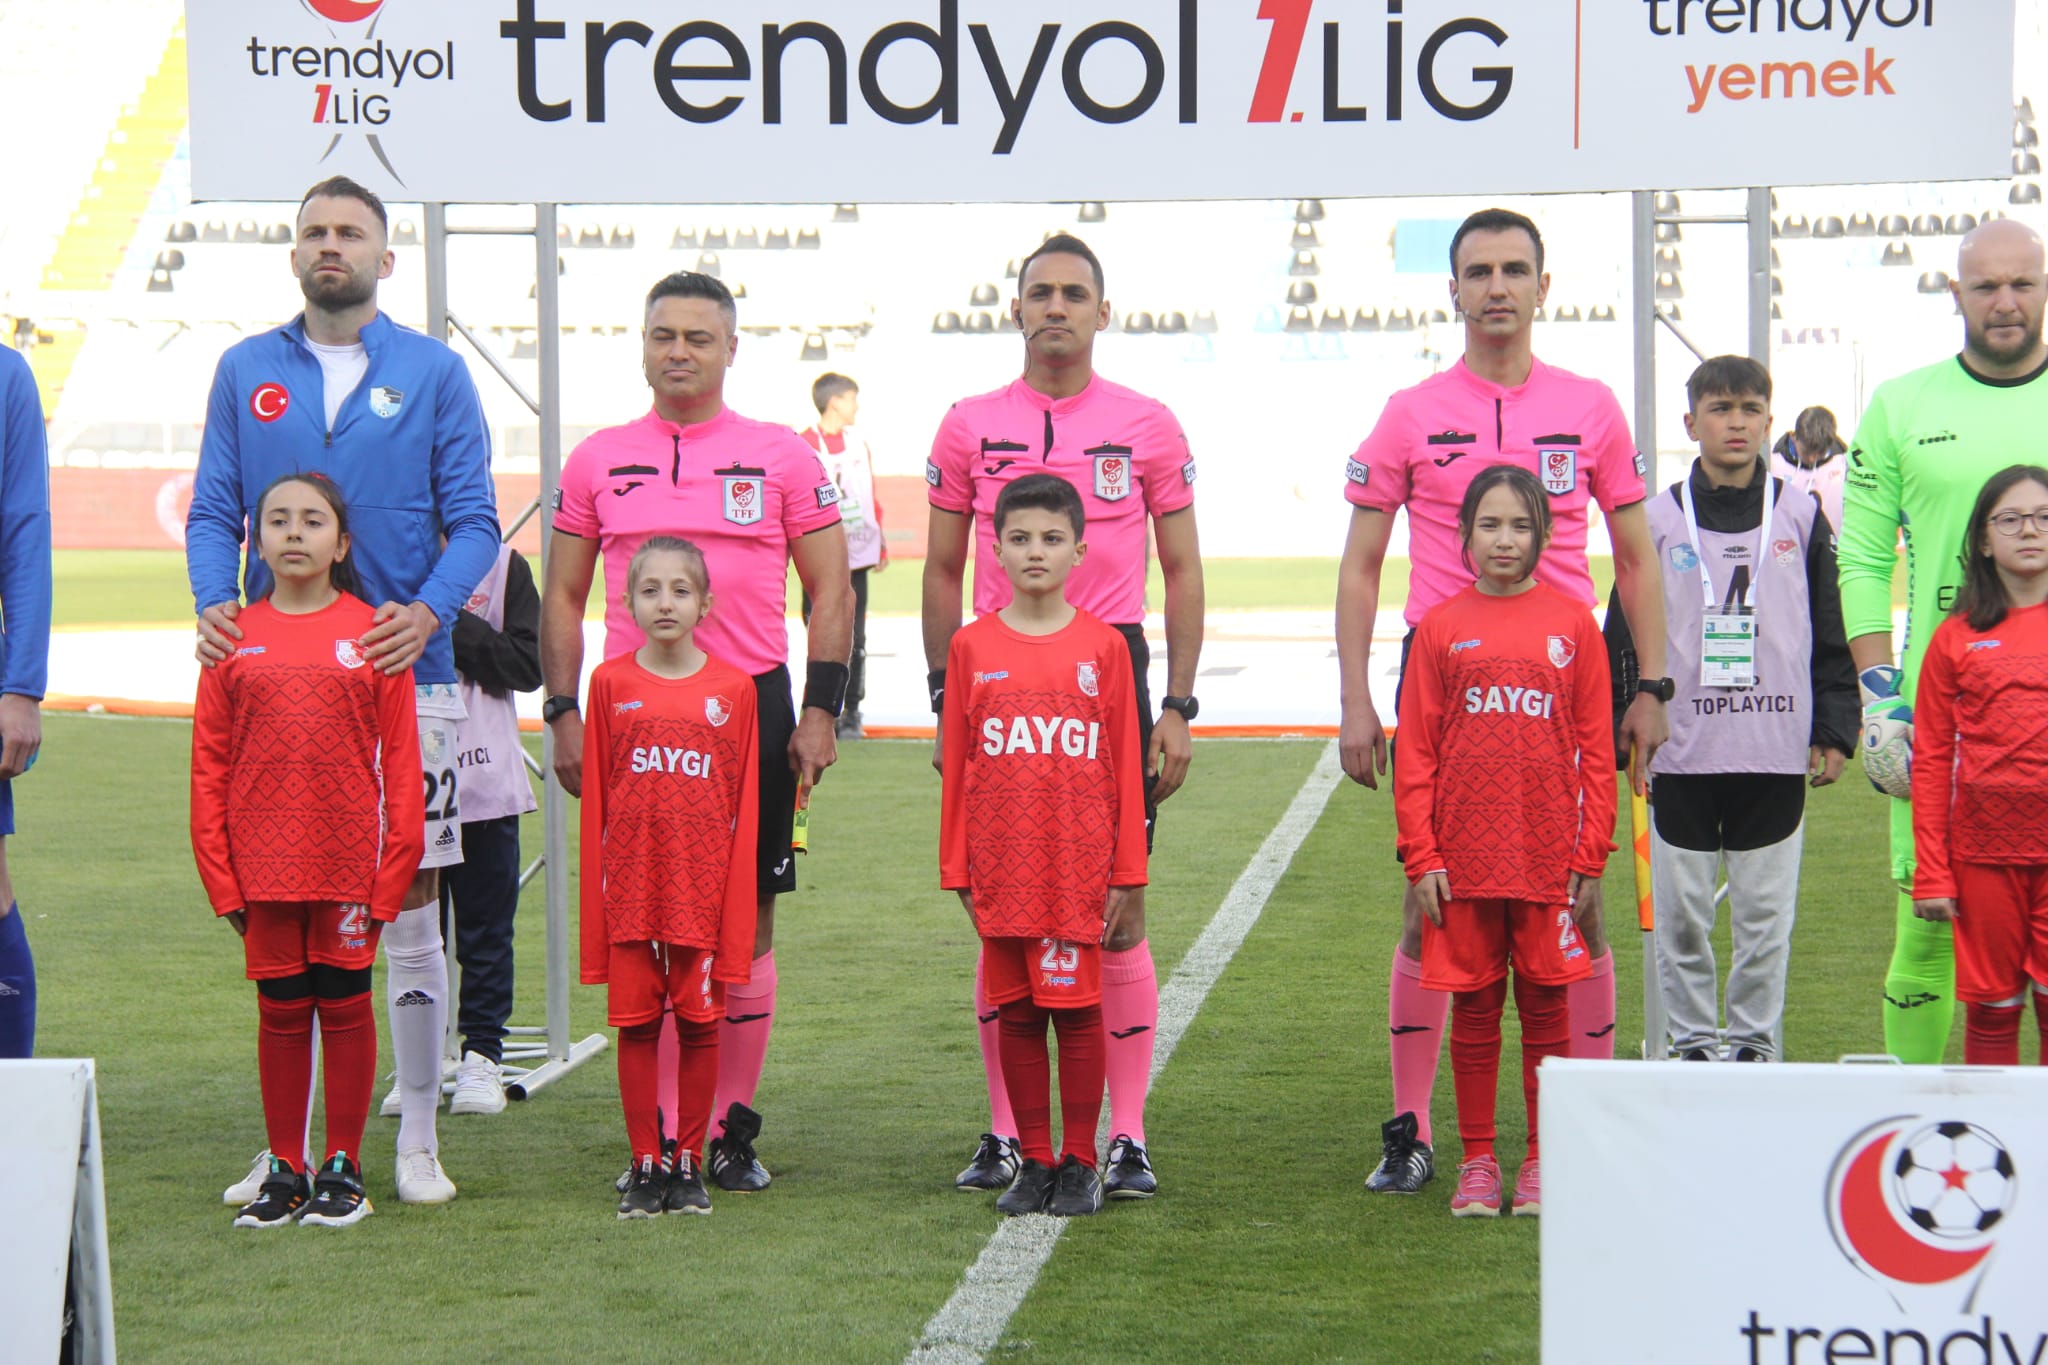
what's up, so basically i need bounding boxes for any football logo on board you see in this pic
[1540,448,1576,495]
[1077,662,1100,697]
[705,695,732,727]
[1547,635,1575,669]
[1825,1117,2016,1313]
[335,638,366,669]
[1094,455,1130,501]
[303,0,385,22]
[723,476,764,525]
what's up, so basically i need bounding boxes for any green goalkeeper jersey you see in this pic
[1839,354,2048,701]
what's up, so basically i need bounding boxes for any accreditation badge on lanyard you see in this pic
[1681,474,1774,690]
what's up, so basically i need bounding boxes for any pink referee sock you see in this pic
[1388,949,1446,1148]
[1100,941,1158,1146]
[975,951,1017,1140]
[1567,950,1617,1059]
[712,950,777,1116]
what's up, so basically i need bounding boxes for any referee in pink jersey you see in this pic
[923,233,1205,1203]
[541,271,852,1195]
[1337,209,1670,1196]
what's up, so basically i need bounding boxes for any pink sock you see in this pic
[655,1010,679,1142]
[1567,951,1617,1059]
[1100,942,1159,1146]
[711,950,777,1115]
[975,951,1017,1140]
[1389,949,1447,1148]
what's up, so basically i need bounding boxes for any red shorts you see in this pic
[982,936,1103,1009]
[606,942,725,1027]
[1951,862,2048,1003]
[241,902,382,981]
[1420,898,1594,993]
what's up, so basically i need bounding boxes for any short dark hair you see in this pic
[1456,464,1552,585]
[299,176,387,233]
[646,271,737,332]
[254,470,366,601]
[1795,405,1843,456]
[1450,208,1544,276]
[994,473,1085,539]
[1686,355,1773,411]
[1954,464,2048,630]
[1018,233,1105,298]
[811,372,857,415]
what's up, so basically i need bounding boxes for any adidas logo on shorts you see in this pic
[393,989,433,1007]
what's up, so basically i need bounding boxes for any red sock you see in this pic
[617,1020,663,1161]
[673,1017,719,1160]
[1389,949,1447,1147]
[2038,991,2048,1065]
[1513,975,1570,1161]
[1100,943,1157,1146]
[976,953,1017,1140]
[997,1000,1055,1167]
[257,992,315,1174]
[1965,1001,2023,1066]
[314,991,377,1163]
[1567,950,1616,1059]
[712,950,777,1116]
[1051,1003,1106,1167]
[1450,978,1508,1165]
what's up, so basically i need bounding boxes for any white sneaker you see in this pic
[223,1149,273,1204]
[379,1079,404,1118]
[395,1147,457,1204]
[448,1051,507,1116]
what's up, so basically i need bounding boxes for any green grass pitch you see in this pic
[22,709,1924,1362]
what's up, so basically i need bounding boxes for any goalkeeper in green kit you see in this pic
[1838,219,2048,1064]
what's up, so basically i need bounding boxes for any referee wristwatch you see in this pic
[1635,677,1675,703]
[542,694,580,724]
[1160,694,1200,721]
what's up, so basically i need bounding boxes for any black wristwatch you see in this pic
[1160,695,1200,721]
[542,694,580,724]
[1636,677,1675,703]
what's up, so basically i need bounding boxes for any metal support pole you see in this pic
[1629,190,1669,1061]
[423,203,448,342]
[1747,187,1773,363]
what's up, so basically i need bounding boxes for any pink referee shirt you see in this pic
[555,407,842,673]
[1346,357,1646,626]
[929,375,1196,624]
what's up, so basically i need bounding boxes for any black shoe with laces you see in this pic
[300,1152,374,1227]
[1102,1134,1157,1200]
[996,1159,1057,1217]
[1731,1046,1770,1062]
[707,1102,772,1192]
[955,1133,1021,1191]
[665,1150,713,1215]
[617,1155,665,1220]
[1047,1154,1104,1217]
[1680,1048,1715,1061]
[1364,1111,1436,1194]
[232,1158,310,1229]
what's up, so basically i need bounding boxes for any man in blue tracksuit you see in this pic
[187,175,499,1209]
[0,343,52,1060]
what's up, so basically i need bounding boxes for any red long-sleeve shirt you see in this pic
[940,610,1148,941]
[190,595,425,920]
[1912,603,2048,899]
[578,653,759,987]
[1394,583,1616,900]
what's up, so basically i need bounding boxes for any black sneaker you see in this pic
[955,1133,1021,1192]
[300,1152,374,1228]
[706,1102,772,1192]
[1102,1135,1157,1200]
[232,1158,310,1229]
[1681,1048,1715,1061]
[665,1150,713,1216]
[995,1159,1057,1217]
[617,1155,665,1220]
[1047,1155,1104,1217]
[1364,1112,1436,1194]
[1731,1046,1770,1062]
[615,1136,677,1195]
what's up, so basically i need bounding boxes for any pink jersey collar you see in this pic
[1005,372,1104,418]
[636,404,737,445]
[1447,354,1553,401]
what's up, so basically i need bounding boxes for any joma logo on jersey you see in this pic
[630,745,714,777]
[981,715,1103,759]
[1464,685,1555,718]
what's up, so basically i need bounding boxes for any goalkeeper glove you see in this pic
[1859,664,1914,799]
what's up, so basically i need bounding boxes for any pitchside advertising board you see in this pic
[1542,1061,2048,1365]
[185,0,2012,204]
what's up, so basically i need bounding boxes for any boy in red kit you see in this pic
[1395,465,1615,1218]
[1913,466,2048,1064]
[941,474,1148,1218]
[192,473,425,1229]
[579,536,760,1219]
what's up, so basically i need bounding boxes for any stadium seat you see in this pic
[1353,307,1381,332]
[1661,304,1682,321]
[766,228,791,250]
[1917,271,1952,294]
[2017,121,2039,148]
[609,226,635,249]
[736,226,761,249]
[1770,190,1780,210]
[729,281,746,298]
[697,251,722,277]
[166,220,196,243]
[1655,271,1683,299]
[1776,215,1810,238]
[1295,199,1325,222]
[957,311,989,334]
[1318,306,1348,333]
[1124,310,1155,334]
[155,249,183,271]
[2018,150,2043,176]
[1815,216,1845,239]
[576,226,604,249]
[1192,309,1219,334]
[1771,246,1782,268]
[1286,281,1318,306]
[2013,183,2043,205]
[1254,304,1283,333]
[1004,257,1021,279]
[1553,305,1582,322]
[1291,223,1319,249]
[1078,202,1106,223]
[796,228,821,249]
[1878,213,1911,236]
[1533,306,1546,322]
[1289,250,1319,277]
[233,219,260,244]
[1590,304,1617,322]
[1159,311,1188,335]
[1655,246,1681,271]
[1945,213,1978,234]
[512,332,538,358]
[1385,307,1416,332]
[932,311,962,334]
[201,220,227,243]
[1911,214,1943,237]
[1284,306,1313,333]
[1655,193,1681,214]
[1881,241,1914,266]
[2020,97,2036,121]
[801,332,828,361]
[1771,274,1784,296]
[1772,301,1782,320]
[1846,212,1877,237]
[391,220,418,246]
[1655,221,1681,243]
[671,227,698,249]
[834,204,860,223]
[703,227,730,249]
[969,283,999,306]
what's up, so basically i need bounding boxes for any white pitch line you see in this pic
[907,740,1345,1365]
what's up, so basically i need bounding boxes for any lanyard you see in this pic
[1679,473,1774,612]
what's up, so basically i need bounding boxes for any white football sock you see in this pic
[384,903,448,1156]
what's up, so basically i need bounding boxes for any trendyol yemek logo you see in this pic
[1826,1117,2017,1313]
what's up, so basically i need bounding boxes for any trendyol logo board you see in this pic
[256,0,454,184]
